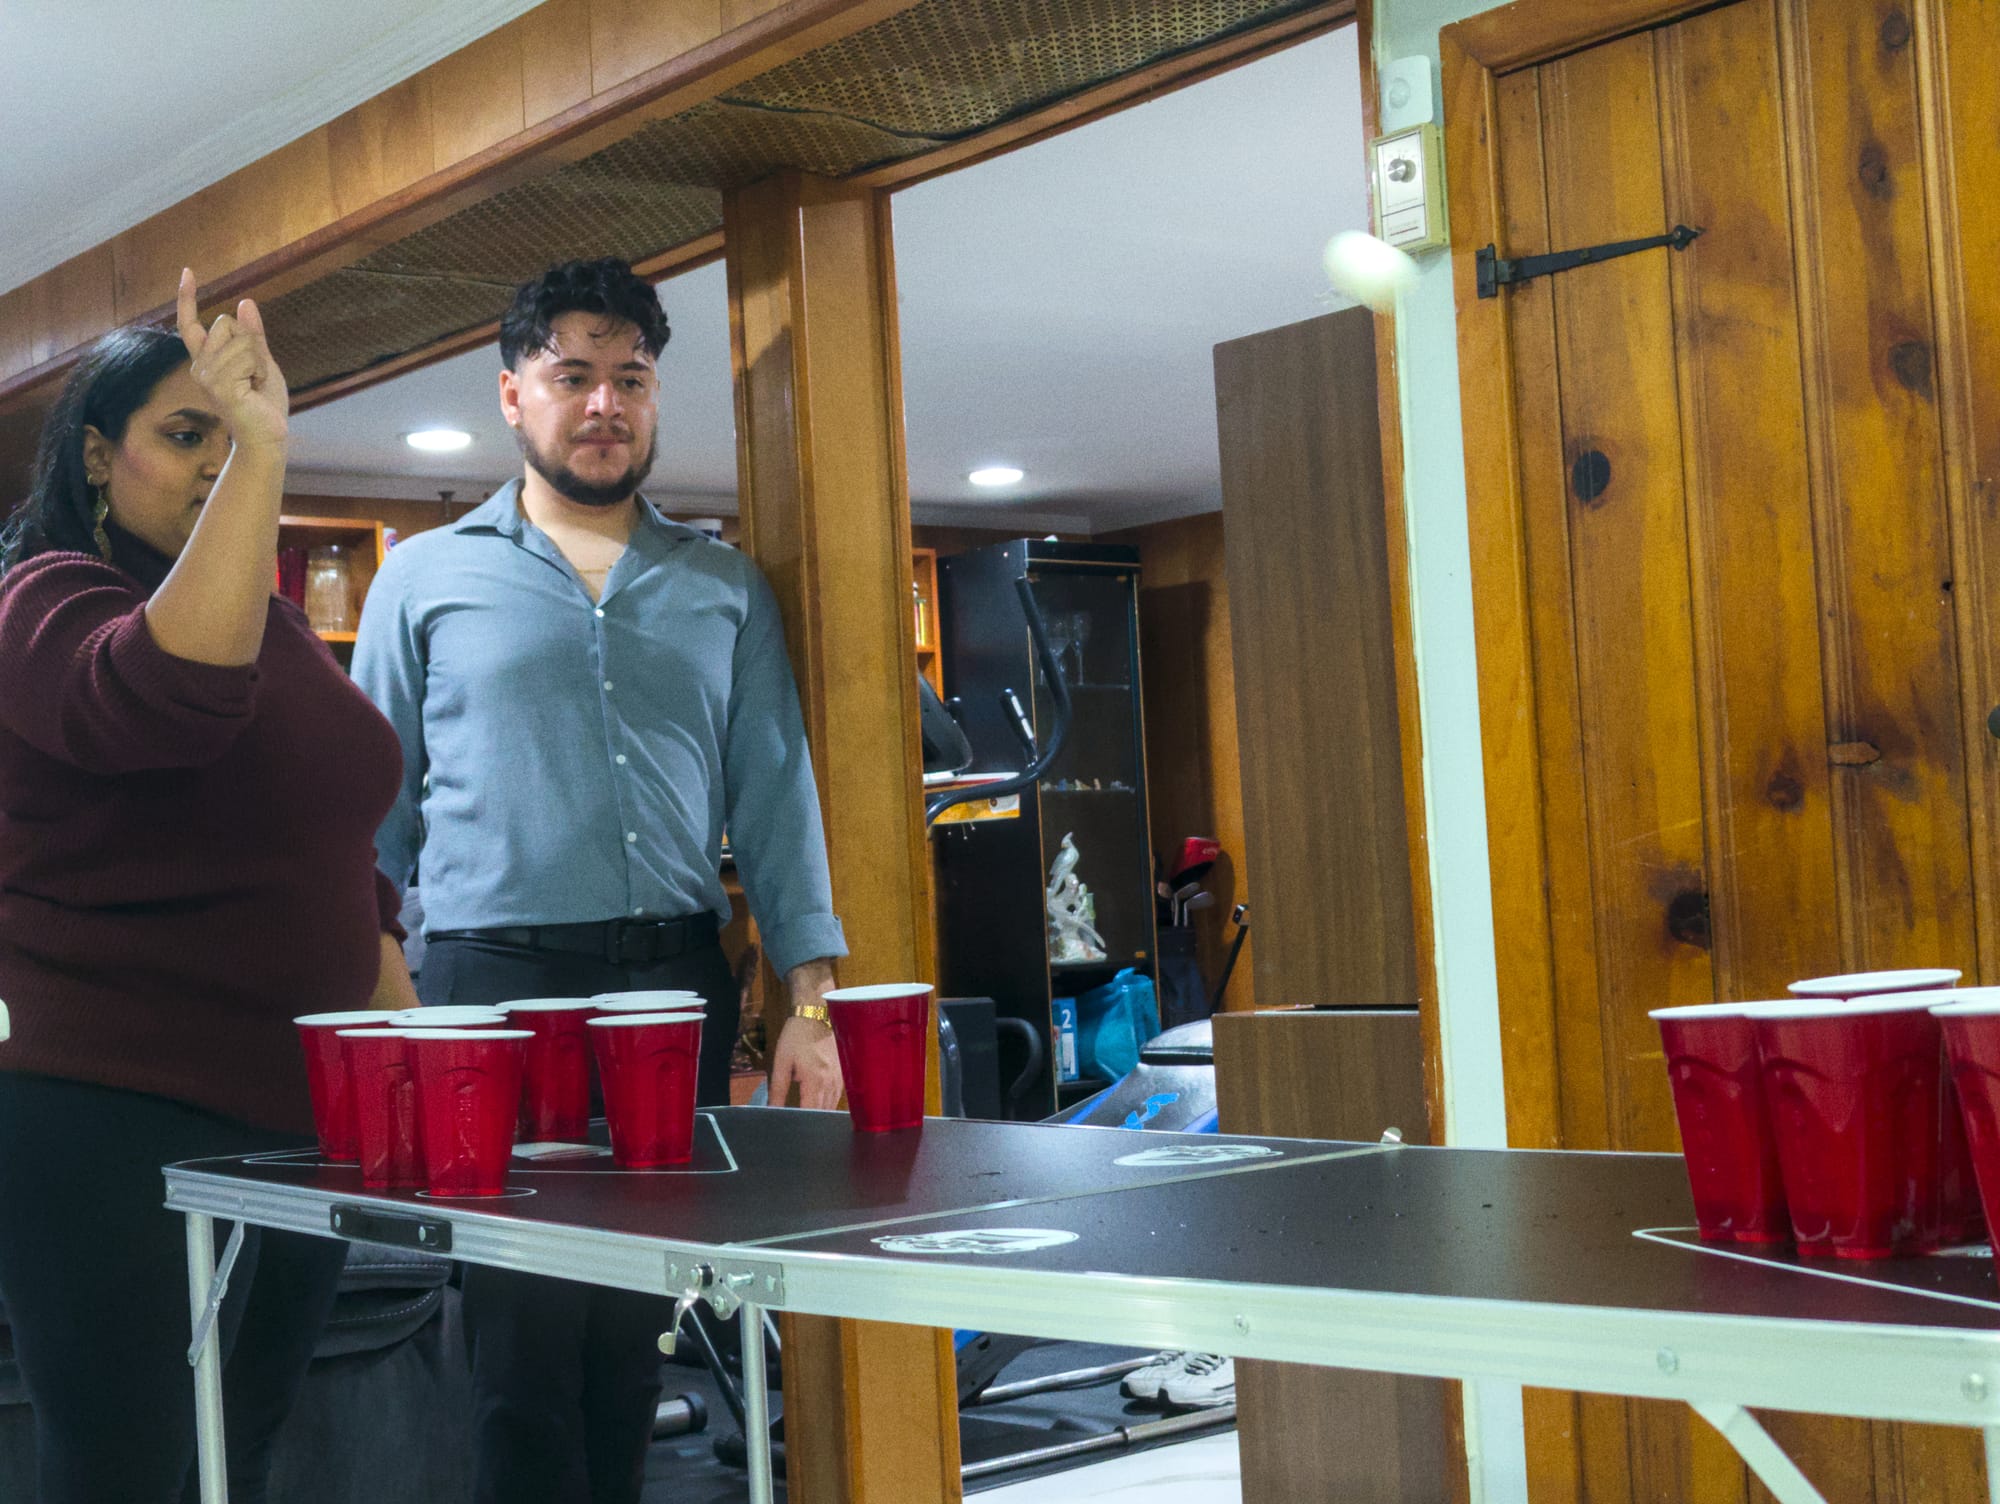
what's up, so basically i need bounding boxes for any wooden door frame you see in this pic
[1439,0,1728,1149]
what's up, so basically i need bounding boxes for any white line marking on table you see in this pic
[1632,1227,2000,1314]
[745,1141,1398,1248]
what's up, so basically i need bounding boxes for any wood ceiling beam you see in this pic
[0,0,926,415]
[0,0,1355,427]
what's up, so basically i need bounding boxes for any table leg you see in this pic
[184,1213,230,1504]
[1984,1425,2000,1504]
[740,1298,773,1504]
[1692,1402,1827,1504]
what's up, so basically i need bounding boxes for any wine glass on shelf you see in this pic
[1069,610,1092,687]
[1043,610,1072,688]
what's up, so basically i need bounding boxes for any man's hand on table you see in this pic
[769,958,842,1109]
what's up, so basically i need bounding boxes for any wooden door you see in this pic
[1216,307,1420,1014]
[1448,0,2000,1497]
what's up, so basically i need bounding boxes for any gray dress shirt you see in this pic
[352,481,846,977]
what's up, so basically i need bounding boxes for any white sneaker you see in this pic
[1162,1353,1234,1408]
[1119,1351,1189,1401]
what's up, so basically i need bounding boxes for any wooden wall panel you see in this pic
[1657,0,1836,1006]
[431,27,530,167]
[517,0,597,125]
[1216,308,1419,1012]
[1497,64,1602,1156]
[328,75,437,219]
[589,0,724,93]
[1781,0,1970,973]
[1099,511,1255,1011]
[27,248,116,371]
[1540,29,1710,1154]
[114,132,340,324]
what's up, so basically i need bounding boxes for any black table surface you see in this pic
[777,1144,2000,1331]
[170,1109,2000,1334]
[174,1109,1358,1248]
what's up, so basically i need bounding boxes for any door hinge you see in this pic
[1477,224,1703,299]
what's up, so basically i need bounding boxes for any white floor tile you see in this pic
[971,1430,1241,1503]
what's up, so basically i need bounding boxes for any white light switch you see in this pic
[1371,125,1448,254]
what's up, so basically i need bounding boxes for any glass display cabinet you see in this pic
[932,540,1156,1118]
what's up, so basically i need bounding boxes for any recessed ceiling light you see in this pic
[969,466,1024,487]
[405,428,472,452]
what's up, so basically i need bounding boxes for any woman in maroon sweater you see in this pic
[0,273,418,1502]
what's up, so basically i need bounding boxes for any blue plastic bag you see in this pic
[1074,968,1160,1081]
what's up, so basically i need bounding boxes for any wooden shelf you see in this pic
[278,515,384,645]
[912,547,942,696]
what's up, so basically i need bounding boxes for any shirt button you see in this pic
[615,754,628,766]
[603,680,614,691]
[594,608,605,619]
[633,907,645,916]
[626,831,638,843]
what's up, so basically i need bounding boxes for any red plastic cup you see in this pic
[588,1012,704,1167]
[1749,998,1958,1257]
[403,1028,531,1196]
[825,984,932,1133]
[1649,1003,1791,1243]
[1787,969,1961,1000]
[1935,1000,2000,1267]
[390,1006,509,1028]
[295,1011,395,1163]
[589,991,705,1014]
[500,999,597,1141]
[338,1028,427,1189]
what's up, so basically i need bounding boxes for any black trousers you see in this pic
[0,1072,346,1504]
[417,933,740,1504]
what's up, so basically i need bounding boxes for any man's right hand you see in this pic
[177,268,290,452]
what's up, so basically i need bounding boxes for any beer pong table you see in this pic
[163,1109,2000,1504]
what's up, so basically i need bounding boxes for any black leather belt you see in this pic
[429,913,720,967]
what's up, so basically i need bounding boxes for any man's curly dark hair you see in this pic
[498,258,671,370]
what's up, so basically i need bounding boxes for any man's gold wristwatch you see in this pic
[792,1001,830,1025]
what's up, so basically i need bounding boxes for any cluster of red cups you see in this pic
[1653,968,2000,1260]
[296,983,933,1197]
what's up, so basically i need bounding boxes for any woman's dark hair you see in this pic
[2,325,188,572]
[498,258,671,370]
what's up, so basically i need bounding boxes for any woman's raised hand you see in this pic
[175,268,289,451]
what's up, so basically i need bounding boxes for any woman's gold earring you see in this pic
[90,484,112,562]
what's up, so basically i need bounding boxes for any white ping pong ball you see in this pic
[1323,231,1419,313]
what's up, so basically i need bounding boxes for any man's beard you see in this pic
[518,426,657,509]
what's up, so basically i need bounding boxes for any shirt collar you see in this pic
[450,476,708,580]
[450,477,706,558]
[449,480,526,537]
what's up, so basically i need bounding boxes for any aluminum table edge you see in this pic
[163,1168,694,1298]
[764,1249,2000,1428]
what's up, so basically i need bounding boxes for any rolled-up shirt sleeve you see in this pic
[351,547,427,897]
[722,567,847,977]
[0,554,257,775]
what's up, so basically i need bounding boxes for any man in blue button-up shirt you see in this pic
[354,258,846,1504]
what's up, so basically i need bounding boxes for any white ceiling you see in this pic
[0,0,543,295]
[8,10,1367,534]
